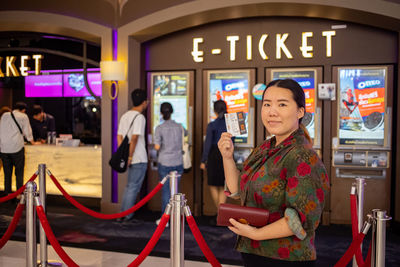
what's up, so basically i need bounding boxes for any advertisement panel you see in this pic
[150,72,190,135]
[338,67,387,146]
[63,72,102,97]
[207,71,250,144]
[25,71,101,97]
[25,74,63,97]
[270,69,317,140]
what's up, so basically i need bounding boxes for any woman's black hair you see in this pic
[262,79,306,123]
[160,102,173,120]
[213,100,227,118]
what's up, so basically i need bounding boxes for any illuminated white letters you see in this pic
[322,31,336,57]
[258,34,268,60]
[6,56,19,77]
[227,36,239,61]
[276,33,293,59]
[0,54,43,77]
[32,54,43,75]
[20,55,30,76]
[191,38,204,62]
[191,30,336,62]
[246,35,252,60]
[300,32,313,58]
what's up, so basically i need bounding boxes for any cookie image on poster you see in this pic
[364,111,384,131]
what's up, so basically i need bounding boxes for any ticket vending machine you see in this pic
[147,71,194,210]
[330,66,393,224]
[202,69,255,214]
[266,68,323,154]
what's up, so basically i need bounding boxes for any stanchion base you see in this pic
[37,260,63,266]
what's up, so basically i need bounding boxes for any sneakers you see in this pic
[156,218,169,227]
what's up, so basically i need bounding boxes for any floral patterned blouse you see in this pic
[235,128,329,261]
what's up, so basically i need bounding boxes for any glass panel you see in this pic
[337,67,387,146]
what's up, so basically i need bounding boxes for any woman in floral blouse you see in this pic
[218,79,329,267]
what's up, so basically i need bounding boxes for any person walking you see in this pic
[117,89,148,222]
[153,102,185,225]
[0,102,37,196]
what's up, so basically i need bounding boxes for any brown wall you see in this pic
[140,16,398,217]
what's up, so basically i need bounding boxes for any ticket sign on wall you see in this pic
[207,70,250,144]
[150,72,190,135]
[338,67,387,146]
[270,69,317,140]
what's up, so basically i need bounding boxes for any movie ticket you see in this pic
[224,112,247,136]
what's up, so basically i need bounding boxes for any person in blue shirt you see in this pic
[200,100,230,217]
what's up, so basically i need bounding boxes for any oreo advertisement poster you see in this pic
[271,70,316,140]
[208,71,249,144]
[338,68,386,146]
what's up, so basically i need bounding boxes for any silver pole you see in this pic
[25,181,37,267]
[353,178,366,267]
[356,178,365,233]
[169,171,179,197]
[38,164,48,267]
[170,193,185,267]
[371,209,379,267]
[375,210,391,267]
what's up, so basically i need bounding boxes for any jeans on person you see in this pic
[120,162,147,220]
[158,163,183,213]
[1,148,25,195]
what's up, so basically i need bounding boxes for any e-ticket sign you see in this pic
[208,71,250,144]
[338,68,386,146]
[271,69,317,140]
[151,72,190,134]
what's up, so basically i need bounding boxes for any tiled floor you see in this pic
[0,240,241,267]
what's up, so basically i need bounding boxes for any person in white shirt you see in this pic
[0,102,36,195]
[117,89,148,222]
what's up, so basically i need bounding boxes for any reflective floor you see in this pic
[0,240,241,267]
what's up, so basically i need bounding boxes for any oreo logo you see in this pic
[357,80,381,89]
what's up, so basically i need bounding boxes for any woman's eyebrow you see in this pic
[263,99,289,102]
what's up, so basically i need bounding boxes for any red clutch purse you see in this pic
[217,203,269,227]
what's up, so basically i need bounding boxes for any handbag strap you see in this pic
[10,111,24,136]
[125,112,140,138]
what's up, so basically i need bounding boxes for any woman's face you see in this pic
[261,86,304,144]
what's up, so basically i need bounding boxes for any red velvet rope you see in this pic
[49,173,163,219]
[0,173,38,203]
[0,203,25,249]
[127,214,170,267]
[350,194,365,266]
[186,215,222,267]
[334,231,366,267]
[36,205,79,267]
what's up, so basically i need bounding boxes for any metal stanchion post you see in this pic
[25,181,37,267]
[356,178,366,233]
[169,171,179,197]
[38,164,61,267]
[38,164,47,267]
[374,210,391,267]
[171,193,186,267]
[353,178,366,267]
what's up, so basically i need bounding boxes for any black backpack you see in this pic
[109,113,139,173]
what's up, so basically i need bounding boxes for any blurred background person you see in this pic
[154,102,185,225]
[0,102,37,196]
[0,106,12,184]
[30,104,56,143]
[200,100,230,224]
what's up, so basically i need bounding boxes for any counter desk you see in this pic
[0,144,102,198]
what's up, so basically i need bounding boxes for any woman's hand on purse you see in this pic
[227,218,259,240]
[218,132,234,160]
